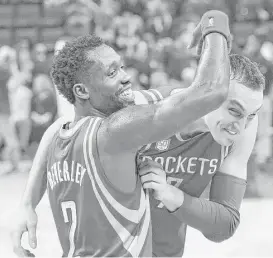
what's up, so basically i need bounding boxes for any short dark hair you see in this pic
[229,54,265,91]
[51,35,104,104]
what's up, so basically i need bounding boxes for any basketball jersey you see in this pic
[46,116,151,257]
[138,132,229,257]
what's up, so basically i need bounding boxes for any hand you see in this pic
[188,10,232,55]
[11,205,37,257]
[138,160,184,212]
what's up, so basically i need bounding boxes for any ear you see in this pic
[73,84,90,100]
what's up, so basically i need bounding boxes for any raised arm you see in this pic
[100,12,231,153]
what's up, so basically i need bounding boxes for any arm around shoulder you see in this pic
[101,33,230,154]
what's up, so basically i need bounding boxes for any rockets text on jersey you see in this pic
[138,131,229,257]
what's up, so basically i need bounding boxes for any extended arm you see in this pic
[101,32,230,153]
[163,117,258,242]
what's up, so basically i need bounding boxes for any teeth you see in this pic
[225,129,237,135]
[118,88,134,102]
[120,89,131,96]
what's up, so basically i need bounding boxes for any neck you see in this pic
[73,101,108,124]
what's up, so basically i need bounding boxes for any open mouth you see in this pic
[224,128,238,136]
[117,87,134,103]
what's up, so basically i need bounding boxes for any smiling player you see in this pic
[139,54,264,256]
[11,11,231,257]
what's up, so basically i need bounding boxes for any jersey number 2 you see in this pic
[61,201,77,257]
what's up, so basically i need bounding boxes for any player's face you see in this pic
[86,45,134,114]
[204,79,263,146]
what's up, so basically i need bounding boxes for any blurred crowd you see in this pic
[0,38,57,171]
[0,0,273,196]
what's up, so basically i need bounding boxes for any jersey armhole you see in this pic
[134,89,163,105]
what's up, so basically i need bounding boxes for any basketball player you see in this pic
[138,54,264,256]
[11,11,231,257]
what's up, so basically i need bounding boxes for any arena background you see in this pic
[0,0,273,257]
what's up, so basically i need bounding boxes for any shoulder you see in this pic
[45,117,66,135]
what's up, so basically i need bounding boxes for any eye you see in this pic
[248,114,256,120]
[109,69,117,77]
[228,108,242,117]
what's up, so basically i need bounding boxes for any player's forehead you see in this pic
[87,44,121,69]
[226,79,263,113]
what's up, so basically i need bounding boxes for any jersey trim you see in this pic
[85,118,146,222]
[220,145,229,166]
[149,89,164,100]
[134,89,163,105]
[59,117,89,139]
[175,133,186,142]
[83,117,150,257]
[144,90,159,103]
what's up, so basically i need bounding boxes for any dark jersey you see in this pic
[46,116,151,257]
[139,132,229,257]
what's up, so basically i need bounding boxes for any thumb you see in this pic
[196,37,204,56]
[227,34,233,53]
[27,223,37,249]
[187,23,201,49]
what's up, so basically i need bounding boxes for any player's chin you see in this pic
[117,96,135,107]
[214,132,235,147]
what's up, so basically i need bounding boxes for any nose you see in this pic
[120,69,131,85]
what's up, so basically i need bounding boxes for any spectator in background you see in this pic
[6,38,34,171]
[164,22,197,81]
[29,74,57,157]
[180,58,198,87]
[243,32,273,167]
[0,132,6,161]
[146,0,172,39]
[33,43,51,75]
[150,69,169,89]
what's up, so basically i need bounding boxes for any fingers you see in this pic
[11,229,27,257]
[138,166,164,177]
[138,164,165,178]
[140,173,166,185]
[142,181,161,192]
[27,222,37,249]
[25,249,36,257]
[227,34,233,53]
[196,37,204,56]
[187,23,201,49]
[138,159,162,169]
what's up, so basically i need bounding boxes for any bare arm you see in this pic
[21,118,65,208]
[101,33,230,153]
